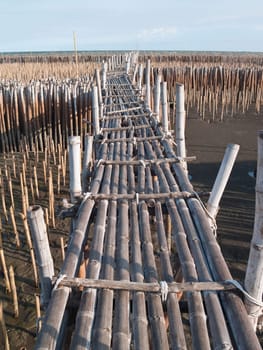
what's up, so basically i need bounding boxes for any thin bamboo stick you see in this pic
[0,231,11,293]
[0,302,10,350]
[9,265,19,318]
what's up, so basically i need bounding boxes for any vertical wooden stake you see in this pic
[145,59,151,110]
[69,136,82,203]
[35,294,42,333]
[92,86,100,136]
[0,231,11,293]
[9,265,19,318]
[0,302,10,350]
[245,130,263,329]
[27,205,54,307]
[176,83,186,159]
[82,135,94,192]
[34,166,40,199]
[19,213,38,287]
[9,206,20,248]
[60,236,65,261]
[161,81,168,133]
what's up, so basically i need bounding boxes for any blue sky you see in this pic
[0,0,263,52]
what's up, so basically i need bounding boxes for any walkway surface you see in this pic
[35,68,261,349]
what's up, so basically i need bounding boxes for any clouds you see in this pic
[138,27,177,40]
[0,0,263,52]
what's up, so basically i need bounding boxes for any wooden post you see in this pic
[245,130,263,329]
[0,302,10,350]
[9,265,19,318]
[145,59,151,110]
[27,205,54,308]
[161,81,168,133]
[207,144,240,218]
[154,71,161,122]
[35,294,42,333]
[92,86,100,136]
[82,135,94,192]
[176,83,186,159]
[137,64,143,93]
[101,61,107,90]
[0,232,11,293]
[69,136,82,203]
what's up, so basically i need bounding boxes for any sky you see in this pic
[0,0,263,53]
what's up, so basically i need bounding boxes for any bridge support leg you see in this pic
[245,130,263,330]
[69,136,82,203]
[207,143,239,219]
[176,83,186,159]
[27,205,54,308]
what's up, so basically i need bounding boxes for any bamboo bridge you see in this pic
[30,57,262,349]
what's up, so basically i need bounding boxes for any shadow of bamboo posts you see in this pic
[245,130,263,330]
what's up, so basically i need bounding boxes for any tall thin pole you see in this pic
[73,31,79,77]
[176,83,186,159]
[245,130,263,329]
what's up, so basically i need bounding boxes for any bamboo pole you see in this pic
[175,83,186,159]
[10,206,20,247]
[68,136,82,203]
[161,81,168,133]
[153,71,161,121]
[82,135,94,192]
[245,130,263,329]
[27,205,54,307]
[0,231,11,293]
[19,213,38,287]
[145,59,151,110]
[0,302,10,350]
[207,144,240,219]
[9,265,19,318]
[92,86,100,136]
[35,294,42,333]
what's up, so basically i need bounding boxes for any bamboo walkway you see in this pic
[35,66,261,349]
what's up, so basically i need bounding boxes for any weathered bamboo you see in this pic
[175,83,186,159]
[35,144,108,349]
[82,135,94,192]
[245,130,263,329]
[0,231,11,293]
[69,142,114,350]
[145,59,151,110]
[153,71,161,121]
[9,206,20,247]
[0,302,10,350]
[35,294,42,333]
[207,144,240,218]
[9,265,19,318]
[19,213,38,287]
[92,86,100,136]
[161,81,169,133]
[68,136,82,202]
[27,205,54,307]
